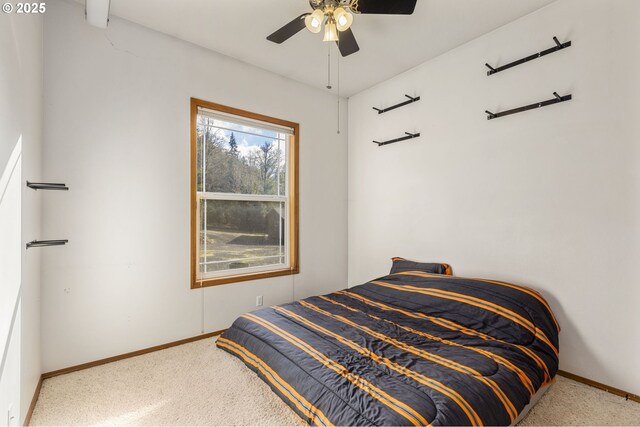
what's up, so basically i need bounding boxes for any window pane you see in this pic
[199,199,286,274]
[196,115,287,196]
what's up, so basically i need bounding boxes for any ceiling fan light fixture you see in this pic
[323,17,339,42]
[334,7,353,32]
[305,9,324,33]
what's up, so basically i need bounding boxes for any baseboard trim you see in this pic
[42,329,225,380]
[23,374,43,426]
[557,370,640,403]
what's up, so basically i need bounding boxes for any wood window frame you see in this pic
[190,98,299,289]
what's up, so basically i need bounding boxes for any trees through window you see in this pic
[190,99,299,288]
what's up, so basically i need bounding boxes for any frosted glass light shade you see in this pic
[323,20,338,42]
[334,7,353,32]
[305,9,324,33]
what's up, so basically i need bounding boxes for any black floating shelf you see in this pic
[373,132,420,147]
[485,92,572,120]
[485,37,571,76]
[373,95,420,114]
[26,239,68,249]
[27,181,68,191]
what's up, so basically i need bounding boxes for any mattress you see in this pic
[512,380,552,425]
[217,271,559,426]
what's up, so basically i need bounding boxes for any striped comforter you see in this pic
[217,272,559,426]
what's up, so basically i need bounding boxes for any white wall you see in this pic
[348,0,640,394]
[41,0,348,373]
[0,10,43,425]
[0,135,22,426]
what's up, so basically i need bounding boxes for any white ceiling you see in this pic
[93,0,557,97]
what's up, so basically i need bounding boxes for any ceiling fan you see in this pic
[266,0,418,57]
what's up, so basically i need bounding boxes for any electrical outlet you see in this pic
[256,295,263,307]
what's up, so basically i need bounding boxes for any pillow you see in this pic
[390,257,452,276]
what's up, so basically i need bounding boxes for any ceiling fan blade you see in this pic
[336,28,360,57]
[267,14,309,44]
[354,0,417,15]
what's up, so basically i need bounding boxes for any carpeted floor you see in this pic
[30,338,640,426]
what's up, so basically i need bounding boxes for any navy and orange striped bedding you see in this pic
[217,271,559,426]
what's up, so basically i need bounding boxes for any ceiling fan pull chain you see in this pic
[327,42,332,90]
[337,46,341,134]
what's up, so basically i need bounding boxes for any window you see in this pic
[190,98,299,288]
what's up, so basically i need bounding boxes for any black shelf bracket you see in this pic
[373,132,420,147]
[26,181,68,191]
[486,92,572,120]
[26,239,68,249]
[486,36,571,76]
[373,95,420,114]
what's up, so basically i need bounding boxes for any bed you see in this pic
[217,267,559,426]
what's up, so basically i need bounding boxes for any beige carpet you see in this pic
[31,338,640,426]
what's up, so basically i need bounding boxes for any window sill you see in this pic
[191,266,299,289]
